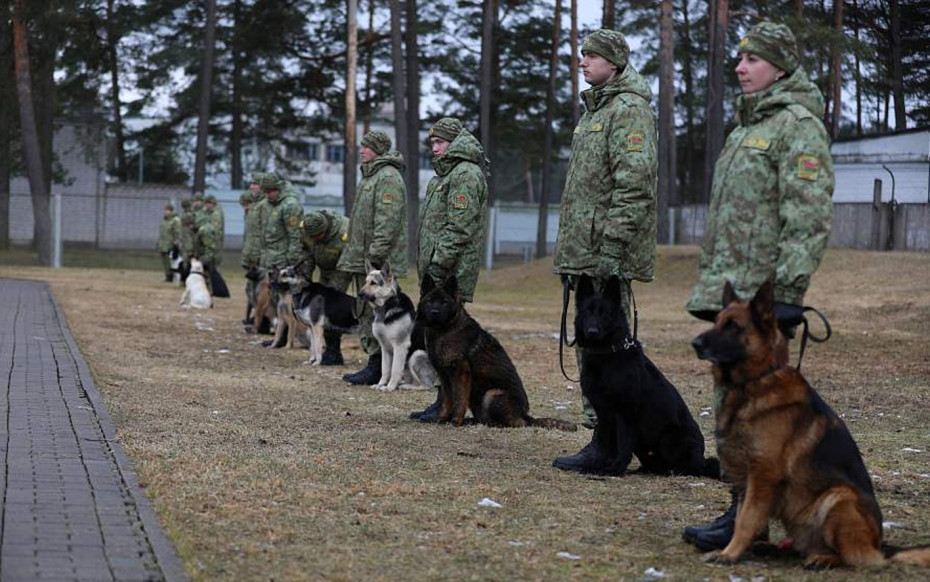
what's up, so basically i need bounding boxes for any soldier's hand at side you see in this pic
[774,302,804,335]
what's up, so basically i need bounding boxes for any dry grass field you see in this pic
[1,246,928,582]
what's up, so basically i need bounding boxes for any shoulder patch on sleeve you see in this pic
[288,215,300,227]
[742,137,771,150]
[797,155,821,181]
[589,122,604,132]
[627,132,645,152]
[452,193,468,210]
[341,233,348,242]
[381,191,394,204]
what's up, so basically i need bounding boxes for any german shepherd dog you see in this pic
[291,277,359,366]
[573,275,719,477]
[266,267,309,349]
[249,270,275,335]
[692,280,930,569]
[358,262,436,391]
[417,275,575,431]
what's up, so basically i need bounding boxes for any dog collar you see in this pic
[581,336,639,354]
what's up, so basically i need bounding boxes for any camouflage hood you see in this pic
[581,64,653,113]
[737,66,824,126]
[361,149,405,179]
[432,129,486,177]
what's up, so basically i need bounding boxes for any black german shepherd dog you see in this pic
[417,275,576,431]
[556,275,718,476]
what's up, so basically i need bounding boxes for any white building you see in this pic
[832,128,930,204]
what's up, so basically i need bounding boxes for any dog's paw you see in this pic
[382,383,399,392]
[701,550,739,565]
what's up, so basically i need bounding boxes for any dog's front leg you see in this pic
[705,477,776,564]
[385,343,410,391]
[448,365,472,427]
[375,346,393,390]
[179,288,190,307]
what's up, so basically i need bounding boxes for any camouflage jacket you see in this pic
[337,150,408,276]
[260,190,304,269]
[300,210,350,278]
[417,130,488,302]
[205,205,225,247]
[688,67,834,312]
[156,213,182,252]
[242,195,266,268]
[179,211,198,260]
[553,64,657,282]
[197,222,220,265]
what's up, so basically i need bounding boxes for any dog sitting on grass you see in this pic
[693,280,930,569]
[179,258,212,309]
[554,275,719,477]
[417,275,575,431]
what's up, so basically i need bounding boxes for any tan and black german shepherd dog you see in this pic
[417,275,576,431]
[692,280,930,569]
[267,266,308,349]
[250,271,276,335]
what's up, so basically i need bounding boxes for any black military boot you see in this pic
[165,272,174,283]
[320,330,344,366]
[342,353,381,385]
[242,300,254,326]
[552,421,624,475]
[682,491,768,551]
[409,387,442,422]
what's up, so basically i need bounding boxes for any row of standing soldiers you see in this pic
[157,193,225,286]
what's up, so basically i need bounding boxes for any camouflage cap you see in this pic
[164,203,175,211]
[361,131,391,155]
[238,191,252,206]
[250,171,264,184]
[582,29,630,71]
[192,192,204,202]
[181,199,192,210]
[428,118,464,142]
[301,211,329,237]
[260,173,284,191]
[738,21,799,74]
[204,194,217,204]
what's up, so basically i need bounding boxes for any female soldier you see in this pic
[682,21,834,551]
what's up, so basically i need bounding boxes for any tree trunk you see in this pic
[230,0,243,189]
[795,0,803,18]
[405,0,420,263]
[657,0,675,242]
[680,0,696,202]
[602,0,615,29]
[479,0,497,205]
[106,0,127,182]
[853,0,862,136]
[388,0,406,161]
[0,0,12,249]
[570,0,579,125]
[888,0,905,130]
[703,0,728,203]
[819,0,829,124]
[344,0,359,215]
[537,0,561,259]
[193,0,218,193]
[362,0,376,134]
[12,0,51,265]
[830,0,843,138]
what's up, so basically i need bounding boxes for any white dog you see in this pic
[179,258,213,309]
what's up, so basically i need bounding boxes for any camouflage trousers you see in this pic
[566,276,633,429]
[159,252,172,280]
[351,274,380,356]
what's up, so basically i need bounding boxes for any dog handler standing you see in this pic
[551,29,658,474]
[239,172,265,325]
[298,210,353,365]
[338,131,409,383]
[156,203,182,282]
[410,117,489,421]
[682,21,834,552]
[259,173,305,311]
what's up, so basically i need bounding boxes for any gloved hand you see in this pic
[774,302,804,335]
[245,266,262,281]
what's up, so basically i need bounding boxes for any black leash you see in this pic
[796,306,832,371]
[558,278,578,383]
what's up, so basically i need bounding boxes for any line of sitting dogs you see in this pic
[174,250,930,570]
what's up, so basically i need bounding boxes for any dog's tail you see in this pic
[886,545,930,567]
[526,416,578,432]
[702,456,721,479]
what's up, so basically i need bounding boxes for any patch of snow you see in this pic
[902,447,923,453]
[556,551,581,560]
[883,521,903,530]
[477,498,502,508]
[644,567,666,578]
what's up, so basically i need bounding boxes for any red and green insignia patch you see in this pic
[797,155,820,181]
[288,215,299,227]
[453,193,468,210]
[627,132,645,152]
[381,192,394,204]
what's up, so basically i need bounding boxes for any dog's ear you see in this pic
[365,258,375,274]
[576,275,594,299]
[443,275,459,297]
[722,281,738,307]
[420,273,436,295]
[750,279,776,328]
[381,261,392,281]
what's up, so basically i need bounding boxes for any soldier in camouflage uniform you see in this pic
[203,194,225,256]
[551,29,658,473]
[156,203,182,282]
[339,131,409,383]
[411,117,488,421]
[299,210,353,364]
[239,173,264,324]
[197,220,220,293]
[681,21,834,552]
[259,173,304,313]
[179,199,197,261]
[192,192,207,227]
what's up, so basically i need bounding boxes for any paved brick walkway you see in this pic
[0,279,186,582]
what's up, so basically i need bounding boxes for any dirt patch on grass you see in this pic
[2,246,928,581]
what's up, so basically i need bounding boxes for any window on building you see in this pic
[326,144,345,164]
[286,142,319,162]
